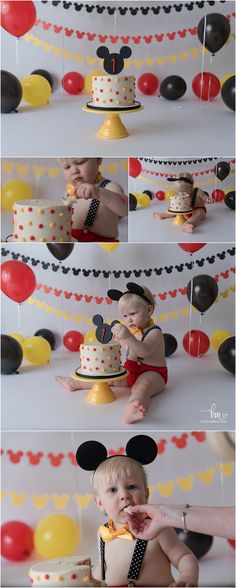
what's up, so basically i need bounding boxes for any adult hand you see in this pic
[169,579,197,587]
[111,322,131,342]
[126,504,166,540]
[74,183,99,200]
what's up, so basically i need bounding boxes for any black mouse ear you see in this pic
[120,46,132,59]
[107,288,123,301]
[110,320,120,328]
[76,441,108,470]
[126,435,158,464]
[93,314,103,326]
[97,46,110,59]
[126,282,145,296]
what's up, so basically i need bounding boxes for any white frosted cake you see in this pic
[13,200,73,242]
[78,342,121,376]
[168,193,192,213]
[91,75,135,107]
[29,556,101,586]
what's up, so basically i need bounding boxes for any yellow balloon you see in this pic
[99,243,120,253]
[34,514,79,559]
[23,336,51,365]
[84,70,106,94]
[220,73,234,86]
[84,329,97,344]
[165,190,176,201]
[137,194,151,207]
[8,332,25,346]
[21,75,51,106]
[210,329,233,351]
[1,179,32,212]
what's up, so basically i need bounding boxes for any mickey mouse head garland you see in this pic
[107,282,152,305]
[76,435,158,471]
[97,46,132,75]
[92,314,120,344]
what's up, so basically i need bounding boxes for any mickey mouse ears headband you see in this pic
[107,282,152,305]
[76,435,158,471]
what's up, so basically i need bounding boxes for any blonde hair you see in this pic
[92,456,148,495]
[118,286,155,315]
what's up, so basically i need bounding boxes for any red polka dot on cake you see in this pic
[13,210,17,214]
[28,207,33,212]
[14,233,18,239]
[101,360,104,363]
[58,226,63,231]
[50,209,55,214]
[44,574,50,580]
[30,235,35,240]
[52,236,56,240]
[19,225,23,230]
[70,574,77,579]
[38,224,43,229]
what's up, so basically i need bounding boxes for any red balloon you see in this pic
[129,158,142,178]
[138,73,159,95]
[192,72,221,101]
[1,1,36,37]
[227,539,235,549]
[178,243,207,254]
[183,330,210,357]
[211,189,225,202]
[1,521,34,561]
[62,72,84,95]
[156,191,165,201]
[63,330,84,351]
[1,260,36,303]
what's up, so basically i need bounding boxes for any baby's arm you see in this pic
[112,324,162,358]
[159,528,199,587]
[198,189,213,204]
[96,181,128,217]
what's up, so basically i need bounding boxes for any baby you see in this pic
[87,448,199,587]
[55,283,167,425]
[153,172,212,233]
[108,283,168,424]
[60,157,128,241]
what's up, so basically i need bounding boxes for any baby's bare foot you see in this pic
[55,376,80,392]
[182,222,194,233]
[153,212,163,220]
[123,400,146,424]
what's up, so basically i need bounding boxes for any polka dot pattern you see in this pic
[83,178,110,231]
[92,75,135,107]
[12,200,73,242]
[100,522,147,584]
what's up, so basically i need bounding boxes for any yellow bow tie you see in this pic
[99,520,134,543]
[129,319,154,337]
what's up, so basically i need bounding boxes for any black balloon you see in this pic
[214,161,230,181]
[197,13,231,54]
[175,529,213,559]
[221,75,235,112]
[186,274,218,313]
[46,243,74,261]
[224,191,235,210]
[129,193,137,211]
[163,333,178,357]
[34,328,56,350]
[31,69,54,90]
[160,76,187,101]
[1,335,23,374]
[1,70,22,113]
[143,190,153,200]
[218,336,235,374]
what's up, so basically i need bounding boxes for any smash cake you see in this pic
[28,556,101,586]
[12,200,73,242]
[168,193,192,214]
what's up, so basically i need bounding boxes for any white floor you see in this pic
[1,537,235,587]
[2,95,235,158]
[129,199,235,243]
[2,350,234,431]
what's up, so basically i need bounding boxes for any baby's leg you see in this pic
[182,209,206,233]
[55,376,92,392]
[153,212,174,220]
[124,371,165,424]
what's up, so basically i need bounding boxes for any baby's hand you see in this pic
[206,196,213,204]
[74,183,99,200]
[111,323,131,342]
[169,578,197,587]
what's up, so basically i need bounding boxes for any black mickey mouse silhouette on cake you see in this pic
[92,314,120,344]
[97,46,132,75]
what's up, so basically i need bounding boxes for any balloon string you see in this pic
[199,14,207,107]
[17,302,21,333]
[15,37,20,78]
[197,312,202,358]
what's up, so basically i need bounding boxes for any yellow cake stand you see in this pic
[71,369,127,404]
[82,102,143,139]
[167,208,193,226]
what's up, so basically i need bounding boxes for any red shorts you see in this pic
[71,229,119,242]
[124,359,168,388]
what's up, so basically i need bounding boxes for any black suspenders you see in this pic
[137,325,162,364]
[83,178,110,232]
[100,522,148,587]
[191,187,198,208]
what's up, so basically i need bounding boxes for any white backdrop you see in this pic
[1,430,235,587]
[129,156,235,242]
[1,242,235,430]
[1,157,128,241]
[1,1,235,156]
